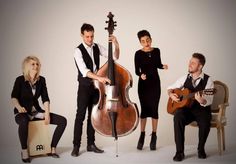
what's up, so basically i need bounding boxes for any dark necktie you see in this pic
[192,77,200,88]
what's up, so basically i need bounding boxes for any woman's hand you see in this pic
[43,101,50,124]
[18,107,27,113]
[163,64,168,70]
[11,98,27,113]
[140,74,146,80]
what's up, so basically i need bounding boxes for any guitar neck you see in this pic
[183,89,205,100]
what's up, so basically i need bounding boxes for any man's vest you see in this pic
[75,43,100,86]
[183,73,210,109]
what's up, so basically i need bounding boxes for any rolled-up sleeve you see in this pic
[201,76,214,107]
[97,43,118,60]
[167,75,187,90]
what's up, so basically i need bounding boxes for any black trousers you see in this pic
[15,112,67,149]
[73,84,97,147]
[173,106,212,153]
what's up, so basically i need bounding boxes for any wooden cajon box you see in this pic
[28,120,51,156]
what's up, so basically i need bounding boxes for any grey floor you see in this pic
[1,144,236,164]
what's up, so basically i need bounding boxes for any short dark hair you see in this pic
[81,23,94,34]
[137,30,151,41]
[192,53,206,66]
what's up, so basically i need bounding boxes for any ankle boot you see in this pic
[150,132,157,150]
[137,132,145,150]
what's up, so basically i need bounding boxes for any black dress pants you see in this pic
[173,106,211,153]
[73,84,97,147]
[15,112,67,149]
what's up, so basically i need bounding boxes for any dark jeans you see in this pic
[73,84,97,147]
[15,112,67,149]
[174,106,212,153]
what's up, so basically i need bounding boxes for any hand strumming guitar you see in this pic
[168,89,180,102]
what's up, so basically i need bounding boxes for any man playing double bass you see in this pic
[167,53,214,161]
[72,23,120,157]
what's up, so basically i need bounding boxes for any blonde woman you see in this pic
[11,56,67,163]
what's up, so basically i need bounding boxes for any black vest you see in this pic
[75,43,100,86]
[183,73,210,109]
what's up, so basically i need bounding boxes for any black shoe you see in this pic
[198,150,207,159]
[22,158,31,163]
[173,152,185,162]
[87,144,104,153]
[51,153,60,158]
[71,146,80,157]
[137,132,145,150]
[150,132,157,150]
[21,152,31,163]
[47,152,60,158]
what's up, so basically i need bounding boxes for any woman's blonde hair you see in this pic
[22,55,41,81]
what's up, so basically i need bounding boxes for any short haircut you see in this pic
[137,30,151,41]
[81,23,94,34]
[192,53,206,66]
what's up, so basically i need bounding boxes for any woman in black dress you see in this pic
[11,56,67,162]
[134,30,168,150]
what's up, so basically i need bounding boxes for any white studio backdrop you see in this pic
[0,0,235,150]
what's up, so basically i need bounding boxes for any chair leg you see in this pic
[217,128,222,155]
[222,127,226,151]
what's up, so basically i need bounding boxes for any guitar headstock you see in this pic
[105,12,117,35]
[203,88,217,95]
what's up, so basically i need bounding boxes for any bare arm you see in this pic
[43,101,50,125]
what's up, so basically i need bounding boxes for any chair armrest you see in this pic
[218,102,229,109]
[217,102,229,123]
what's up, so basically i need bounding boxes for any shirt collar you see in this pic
[188,72,204,80]
[82,42,95,49]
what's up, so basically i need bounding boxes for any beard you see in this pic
[188,67,201,74]
[188,69,193,73]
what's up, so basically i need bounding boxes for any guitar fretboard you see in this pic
[181,89,214,100]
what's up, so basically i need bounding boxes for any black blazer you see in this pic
[11,75,50,114]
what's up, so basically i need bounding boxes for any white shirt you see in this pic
[29,84,44,120]
[167,72,214,107]
[74,42,117,77]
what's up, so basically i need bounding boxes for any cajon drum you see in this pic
[28,120,51,156]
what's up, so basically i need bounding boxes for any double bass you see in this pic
[91,12,139,140]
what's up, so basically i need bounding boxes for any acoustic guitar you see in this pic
[167,88,216,114]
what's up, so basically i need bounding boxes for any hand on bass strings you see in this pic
[97,76,111,85]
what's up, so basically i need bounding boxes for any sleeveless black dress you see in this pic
[134,48,164,119]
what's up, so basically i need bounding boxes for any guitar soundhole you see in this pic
[179,95,183,101]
